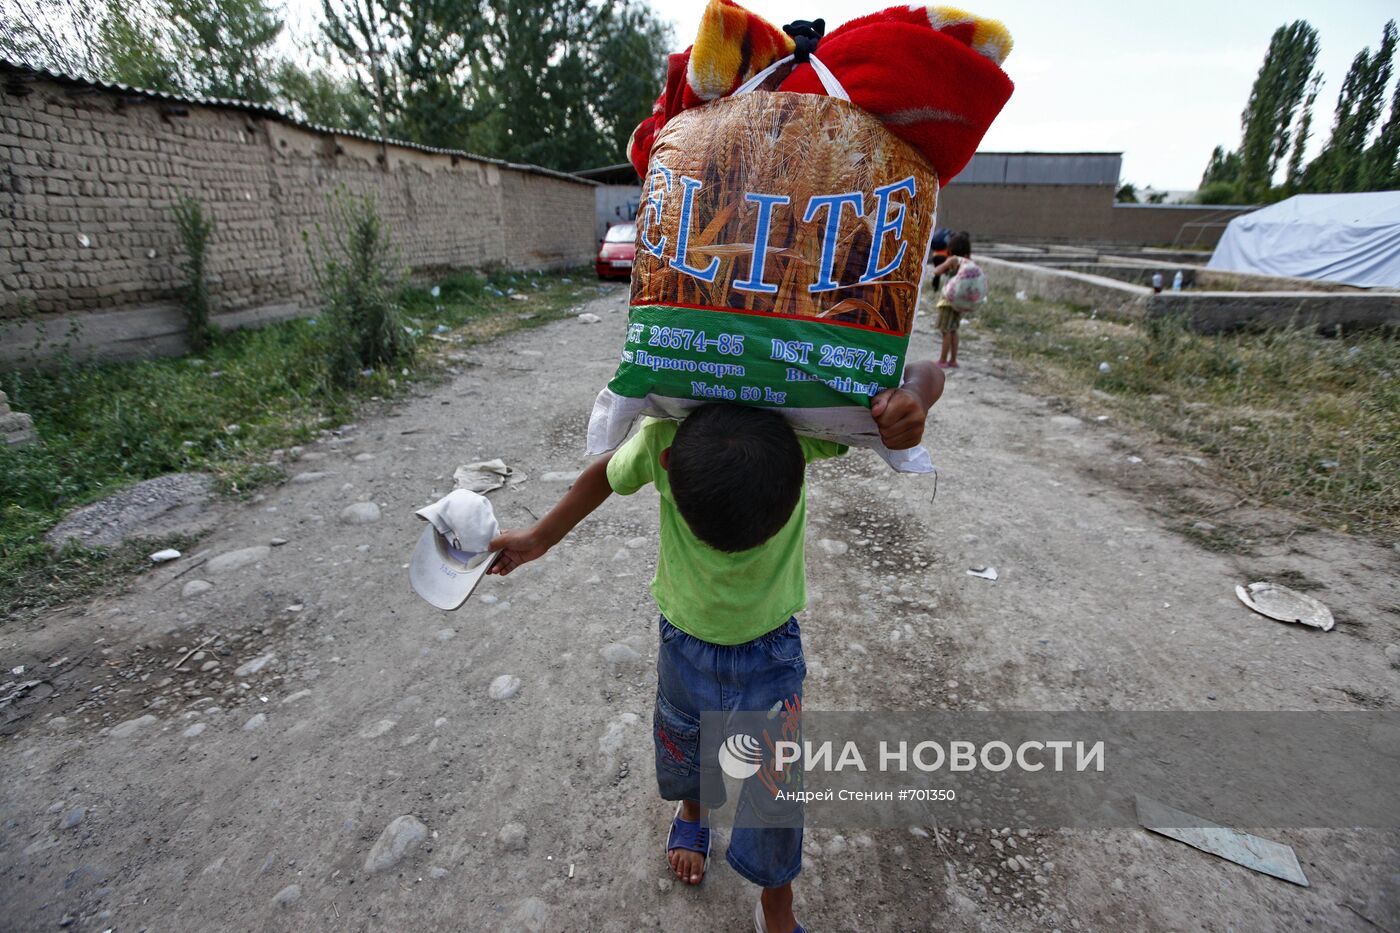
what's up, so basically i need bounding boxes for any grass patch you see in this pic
[0,267,598,622]
[975,290,1400,541]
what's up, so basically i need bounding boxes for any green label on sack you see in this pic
[608,304,909,409]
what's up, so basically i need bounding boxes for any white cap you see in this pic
[408,489,501,610]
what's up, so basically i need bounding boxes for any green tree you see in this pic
[0,0,106,76]
[1305,20,1397,193]
[1115,182,1138,203]
[320,0,397,141]
[163,0,285,101]
[274,61,376,131]
[592,0,671,160]
[472,0,671,170]
[471,0,606,167]
[1284,73,1322,192]
[1235,20,1320,201]
[390,0,485,148]
[320,0,486,147]
[1360,78,1400,190]
[1200,145,1241,187]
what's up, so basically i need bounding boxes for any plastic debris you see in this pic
[1098,362,1111,374]
[150,548,182,563]
[966,565,998,581]
[1136,795,1308,886]
[1234,582,1334,632]
[577,312,602,324]
[1015,290,1028,301]
[453,459,527,495]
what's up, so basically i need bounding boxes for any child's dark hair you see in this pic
[949,231,972,258]
[668,404,804,553]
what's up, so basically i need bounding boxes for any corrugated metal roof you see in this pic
[574,162,639,184]
[0,59,595,187]
[958,152,1122,186]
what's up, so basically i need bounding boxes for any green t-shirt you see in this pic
[606,417,846,646]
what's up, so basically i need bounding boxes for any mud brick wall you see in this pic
[0,72,595,353]
[500,170,599,269]
[936,184,1253,249]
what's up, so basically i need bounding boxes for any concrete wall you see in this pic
[935,183,1253,248]
[978,256,1400,334]
[0,72,596,363]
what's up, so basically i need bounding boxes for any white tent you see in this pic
[1208,191,1400,288]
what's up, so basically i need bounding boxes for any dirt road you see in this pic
[2,283,1397,932]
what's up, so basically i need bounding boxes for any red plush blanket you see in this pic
[629,0,1014,183]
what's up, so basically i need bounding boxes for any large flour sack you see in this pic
[585,0,1015,472]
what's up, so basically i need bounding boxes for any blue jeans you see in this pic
[652,615,806,888]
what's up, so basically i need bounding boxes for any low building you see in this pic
[574,163,642,243]
[937,152,1252,248]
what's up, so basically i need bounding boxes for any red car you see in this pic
[595,222,636,279]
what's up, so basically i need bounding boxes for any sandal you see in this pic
[664,801,710,884]
[753,896,807,933]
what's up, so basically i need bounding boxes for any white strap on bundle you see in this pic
[732,53,850,101]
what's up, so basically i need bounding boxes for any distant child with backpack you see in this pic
[930,231,987,369]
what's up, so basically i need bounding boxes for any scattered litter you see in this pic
[150,549,182,563]
[540,470,583,484]
[1127,456,1143,464]
[568,862,575,879]
[1234,582,1334,632]
[1317,459,1339,471]
[1014,290,1027,301]
[1098,362,1111,374]
[453,459,527,494]
[431,285,441,298]
[11,665,24,675]
[0,679,41,708]
[577,312,602,324]
[509,294,529,302]
[1135,795,1308,886]
[967,565,998,581]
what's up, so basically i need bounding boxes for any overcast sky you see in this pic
[286,0,1399,190]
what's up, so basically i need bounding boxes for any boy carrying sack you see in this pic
[489,380,939,932]
[491,3,1012,929]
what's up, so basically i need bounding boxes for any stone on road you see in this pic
[339,502,382,525]
[497,822,528,852]
[234,654,276,677]
[206,546,271,574]
[109,715,158,738]
[364,815,427,873]
[488,674,521,700]
[181,579,213,599]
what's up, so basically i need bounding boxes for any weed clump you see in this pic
[307,193,415,387]
[977,291,1400,539]
[172,195,215,352]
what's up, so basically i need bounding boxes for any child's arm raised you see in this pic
[488,453,614,576]
[871,360,945,449]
